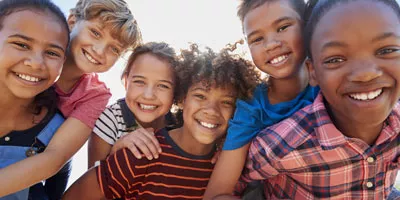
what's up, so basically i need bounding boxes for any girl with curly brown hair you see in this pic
[63,44,260,200]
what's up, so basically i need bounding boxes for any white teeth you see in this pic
[83,51,100,64]
[16,73,40,82]
[349,89,383,101]
[199,121,217,129]
[139,104,157,110]
[269,54,288,64]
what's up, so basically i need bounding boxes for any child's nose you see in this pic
[92,43,106,56]
[347,60,383,82]
[143,86,155,99]
[264,38,282,52]
[24,53,44,70]
[203,101,220,117]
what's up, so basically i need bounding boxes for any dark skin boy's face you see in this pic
[308,1,400,142]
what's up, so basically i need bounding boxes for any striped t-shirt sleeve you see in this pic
[97,148,139,199]
[93,107,119,144]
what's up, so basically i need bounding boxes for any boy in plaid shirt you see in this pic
[217,0,400,199]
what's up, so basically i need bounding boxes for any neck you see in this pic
[268,64,309,105]
[169,127,214,156]
[327,103,383,146]
[57,57,86,92]
[0,88,34,135]
[139,117,166,131]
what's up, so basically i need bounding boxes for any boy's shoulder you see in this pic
[254,93,332,153]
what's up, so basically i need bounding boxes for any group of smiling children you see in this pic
[0,0,399,199]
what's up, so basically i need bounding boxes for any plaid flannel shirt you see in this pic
[237,93,400,199]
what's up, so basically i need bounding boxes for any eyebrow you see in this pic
[371,32,400,43]
[131,75,174,85]
[321,41,348,52]
[246,16,294,39]
[9,34,66,53]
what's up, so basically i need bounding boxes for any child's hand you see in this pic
[110,128,162,160]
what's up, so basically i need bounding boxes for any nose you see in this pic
[92,42,106,56]
[264,37,282,52]
[347,59,383,82]
[24,52,44,70]
[203,100,220,117]
[143,86,155,99]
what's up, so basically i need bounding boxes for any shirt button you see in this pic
[4,137,10,142]
[366,182,374,188]
[367,157,375,163]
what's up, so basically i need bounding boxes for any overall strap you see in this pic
[36,113,64,146]
[117,98,137,130]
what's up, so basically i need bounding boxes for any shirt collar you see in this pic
[311,93,400,150]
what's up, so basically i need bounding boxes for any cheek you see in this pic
[250,46,264,65]
[47,61,63,81]
[288,29,304,55]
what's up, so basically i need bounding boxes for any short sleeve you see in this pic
[56,73,112,129]
[93,107,119,145]
[223,85,268,150]
[97,148,140,199]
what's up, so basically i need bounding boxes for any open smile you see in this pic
[138,103,158,111]
[348,88,383,101]
[82,49,100,65]
[267,53,291,66]
[14,72,43,83]
[196,119,220,129]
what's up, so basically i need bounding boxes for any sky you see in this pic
[53,0,400,188]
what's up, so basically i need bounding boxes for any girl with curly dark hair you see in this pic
[63,43,260,200]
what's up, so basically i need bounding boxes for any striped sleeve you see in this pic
[97,148,140,199]
[93,107,119,144]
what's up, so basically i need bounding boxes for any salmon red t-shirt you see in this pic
[55,73,111,129]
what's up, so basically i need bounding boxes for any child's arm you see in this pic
[65,148,141,200]
[88,133,112,168]
[62,167,104,200]
[110,128,161,159]
[88,127,161,168]
[0,118,91,197]
[203,144,250,200]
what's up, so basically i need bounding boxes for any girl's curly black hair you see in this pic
[174,42,261,126]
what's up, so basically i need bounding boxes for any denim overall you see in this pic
[0,113,64,200]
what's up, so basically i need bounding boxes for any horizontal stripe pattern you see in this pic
[237,94,400,199]
[98,129,215,200]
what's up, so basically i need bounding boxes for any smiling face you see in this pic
[124,53,175,127]
[0,9,68,100]
[308,1,400,128]
[67,16,124,74]
[181,83,236,147]
[243,0,305,80]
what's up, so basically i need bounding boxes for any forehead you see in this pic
[130,54,174,77]
[311,1,400,53]
[190,81,237,97]
[243,0,300,35]
[1,10,68,48]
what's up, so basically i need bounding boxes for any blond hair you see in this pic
[70,0,142,50]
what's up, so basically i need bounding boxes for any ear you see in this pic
[123,74,128,90]
[67,14,77,31]
[305,58,318,86]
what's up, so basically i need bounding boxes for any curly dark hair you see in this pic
[176,42,261,103]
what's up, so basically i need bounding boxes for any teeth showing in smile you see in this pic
[140,104,157,110]
[349,89,383,101]
[16,73,40,82]
[83,50,100,64]
[269,54,289,65]
[199,121,218,129]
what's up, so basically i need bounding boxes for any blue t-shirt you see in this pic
[222,84,319,150]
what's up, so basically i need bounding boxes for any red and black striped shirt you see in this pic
[97,129,216,200]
